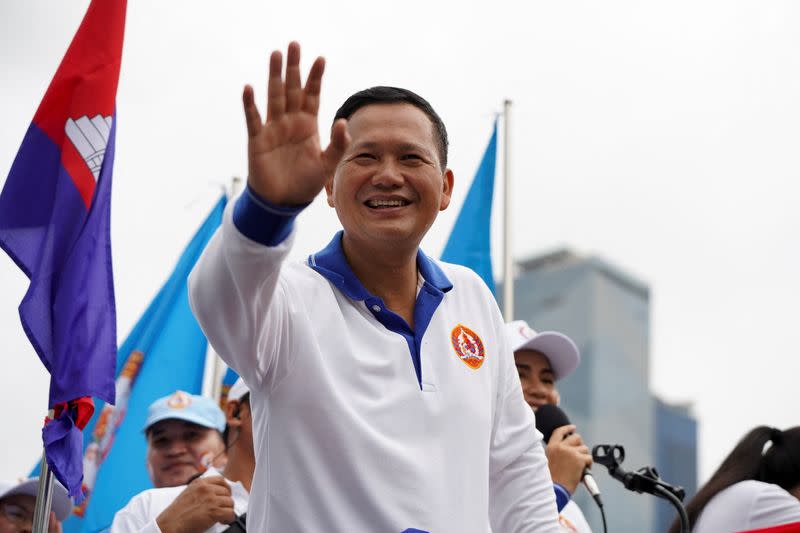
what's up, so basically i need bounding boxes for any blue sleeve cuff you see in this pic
[553,483,572,513]
[232,184,309,246]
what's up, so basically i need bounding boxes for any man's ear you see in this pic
[225,400,243,428]
[439,168,454,211]
[325,176,335,208]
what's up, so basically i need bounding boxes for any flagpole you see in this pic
[32,412,55,533]
[502,100,514,321]
[203,177,243,402]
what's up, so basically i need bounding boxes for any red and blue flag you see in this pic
[0,0,127,500]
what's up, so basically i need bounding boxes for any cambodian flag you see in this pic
[0,0,127,499]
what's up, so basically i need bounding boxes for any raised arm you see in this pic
[189,42,347,389]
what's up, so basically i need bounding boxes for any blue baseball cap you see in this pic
[143,390,226,433]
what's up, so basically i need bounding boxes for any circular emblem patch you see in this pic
[167,390,192,409]
[450,324,486,370]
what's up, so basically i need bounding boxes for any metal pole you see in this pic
[502,100,514,321]
[32,411,55,533]
[204,177,243,403]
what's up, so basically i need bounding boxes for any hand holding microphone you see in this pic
[536,404,603,507]
[545,424,593,494]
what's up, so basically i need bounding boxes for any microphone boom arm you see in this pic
[592,444,690,533]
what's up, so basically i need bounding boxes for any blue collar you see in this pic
[307,231,453,300]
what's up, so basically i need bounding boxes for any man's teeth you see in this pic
[367,199,406,208]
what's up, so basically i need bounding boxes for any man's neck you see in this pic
[342,235,419,329]
[222,444,255,492]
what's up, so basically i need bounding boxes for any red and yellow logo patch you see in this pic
[450,324,486,370]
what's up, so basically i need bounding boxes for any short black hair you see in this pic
[333,86,449,169]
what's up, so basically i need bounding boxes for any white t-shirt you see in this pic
[693,480,800,533]
[110,468,249,533]
[188,198,560,532]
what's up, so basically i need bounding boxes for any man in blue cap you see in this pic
[143,391,227,488]
[112,381,252,533]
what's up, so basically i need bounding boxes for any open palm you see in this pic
[243,42,349,205]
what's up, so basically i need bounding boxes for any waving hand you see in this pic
[242,42,350,205]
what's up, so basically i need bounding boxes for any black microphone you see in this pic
[535,404,603,507]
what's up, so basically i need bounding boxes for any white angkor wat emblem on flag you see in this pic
[65,115,113,180]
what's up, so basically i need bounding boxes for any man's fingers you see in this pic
[242,85,262,138]
[303,56,325,115]
[48,511,62,533]
[202,476,233,494]
[285,41,303,112]
[189,476,233,499]
[323,118,350,169]
[267,50,285,121]
[211,500,237,524]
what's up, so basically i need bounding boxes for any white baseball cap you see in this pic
[0,477,72,521]
[227,378,250,403]
[506,320,580,380]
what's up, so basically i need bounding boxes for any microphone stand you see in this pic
[592,444,690,533]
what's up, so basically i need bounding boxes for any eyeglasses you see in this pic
[0,501,34,527]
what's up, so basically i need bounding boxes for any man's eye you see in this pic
[355,153,375,160]
[4,504,28,521]
[401,154,422,161]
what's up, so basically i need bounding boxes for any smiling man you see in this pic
[112,380,252,533]
[189,42,559,532]
[144,391,227,488]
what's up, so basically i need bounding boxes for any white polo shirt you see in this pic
[693,480,800,533]
[188,189,559,532]
[109,468,249,533]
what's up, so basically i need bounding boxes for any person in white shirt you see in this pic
[111,380,253,533]
[506,320,593,533]
[675,425,800,533]
[0,477,72,533]
[188,42,560,532]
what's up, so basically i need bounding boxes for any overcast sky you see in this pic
[1,1,798,486]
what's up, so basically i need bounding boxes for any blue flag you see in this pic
[0,0,127,499]
[60,196,226,533]
[441,121,498,293]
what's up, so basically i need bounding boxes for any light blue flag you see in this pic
[59,195,226,533]
[441,121,498,294]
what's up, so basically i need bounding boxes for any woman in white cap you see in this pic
[672,425,800,533]
[506,320,593,533]
[0,477,72,533]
